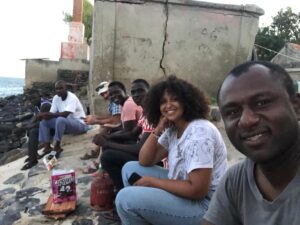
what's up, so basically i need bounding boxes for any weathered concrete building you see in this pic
[271,43,300,82]
[24,59,89,88]
[89,0,263,114]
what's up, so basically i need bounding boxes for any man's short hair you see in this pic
[217,61,295,102]
[132,79,150,89]
[55,80,67,86]
[108,81,126,93]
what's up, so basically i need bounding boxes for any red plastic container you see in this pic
[90,171,115,211]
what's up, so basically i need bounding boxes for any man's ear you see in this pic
[291,93,300,120]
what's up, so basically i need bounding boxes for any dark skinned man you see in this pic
[202,61,300,225]
[38,80,88,157]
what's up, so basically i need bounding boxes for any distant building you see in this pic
[271,42,300,84]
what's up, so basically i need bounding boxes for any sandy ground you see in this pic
[0,122,245,225]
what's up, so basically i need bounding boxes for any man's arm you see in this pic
[37,111,71,120]
[105,132,151,154]
[84,114,120,125]
[107,120,140,141]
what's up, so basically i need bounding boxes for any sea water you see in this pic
[0,77,24,98]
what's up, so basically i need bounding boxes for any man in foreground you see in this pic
[38,80,88,157]
[202,61,300,224]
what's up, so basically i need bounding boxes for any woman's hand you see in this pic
[134,176,157,187]
[154,116,169,135]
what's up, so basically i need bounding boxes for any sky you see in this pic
[0,0,299,78]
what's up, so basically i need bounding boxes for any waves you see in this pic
[0,77,25,98]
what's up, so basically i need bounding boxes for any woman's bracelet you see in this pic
[151,131,161,139]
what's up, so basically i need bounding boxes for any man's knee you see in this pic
[56,117,67,124]
[39,119,47,127]
[100,150,117,167]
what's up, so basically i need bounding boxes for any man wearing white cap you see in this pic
[81,81,121,160]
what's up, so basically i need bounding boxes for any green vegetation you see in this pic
[255,7,300,61]
[63,0,93,45]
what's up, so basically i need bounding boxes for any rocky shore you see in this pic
[0,94,31,165]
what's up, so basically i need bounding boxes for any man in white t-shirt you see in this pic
[38,80,88,157]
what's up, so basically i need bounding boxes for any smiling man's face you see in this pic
[219,65,300,163]
[108,85,126,105]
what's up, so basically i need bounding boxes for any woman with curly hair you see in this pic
[115,75,228,225]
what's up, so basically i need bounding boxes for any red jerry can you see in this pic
[90,170,115,211]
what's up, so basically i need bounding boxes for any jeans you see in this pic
[115,161,213,225]
[100,149,138,192]
[39,117,87,143]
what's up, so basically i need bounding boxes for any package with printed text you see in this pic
[51,169,77,204]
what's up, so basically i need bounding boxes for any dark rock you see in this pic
[3,173,25,185]
[77,175,93,185]
[27,203,45,216]
[72,218,94,225]
[75,202,93,216]
[0,208,21,225]
[0,94,33,165]
[0,198,15,209]
[0,187,16,195]
[0,142,9,153]
[28,163,47,177]
[16,187,46,199]
[16,197,40,211]
[0,148,27,166]
[82,189,90,198]
[97,212,121,225]
[0,196,41,217]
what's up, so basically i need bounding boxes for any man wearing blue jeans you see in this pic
[38,80,88,157]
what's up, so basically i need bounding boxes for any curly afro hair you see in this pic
[144,75,210,126]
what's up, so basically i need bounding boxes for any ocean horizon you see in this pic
[0,77,25,98]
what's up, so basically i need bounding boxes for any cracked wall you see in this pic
[89,0,263,114]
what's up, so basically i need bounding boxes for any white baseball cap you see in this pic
[95,81,109,95]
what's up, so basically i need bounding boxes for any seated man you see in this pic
[95,80,143,143]
[202,61,300,225]
[81,81,121,160]
[88,80,143,174]
[20,90,52,170]
[38,80,88,157]
[95,79,151,192]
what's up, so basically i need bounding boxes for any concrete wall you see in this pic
[25,59,89,88]
[89,0,263,114]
